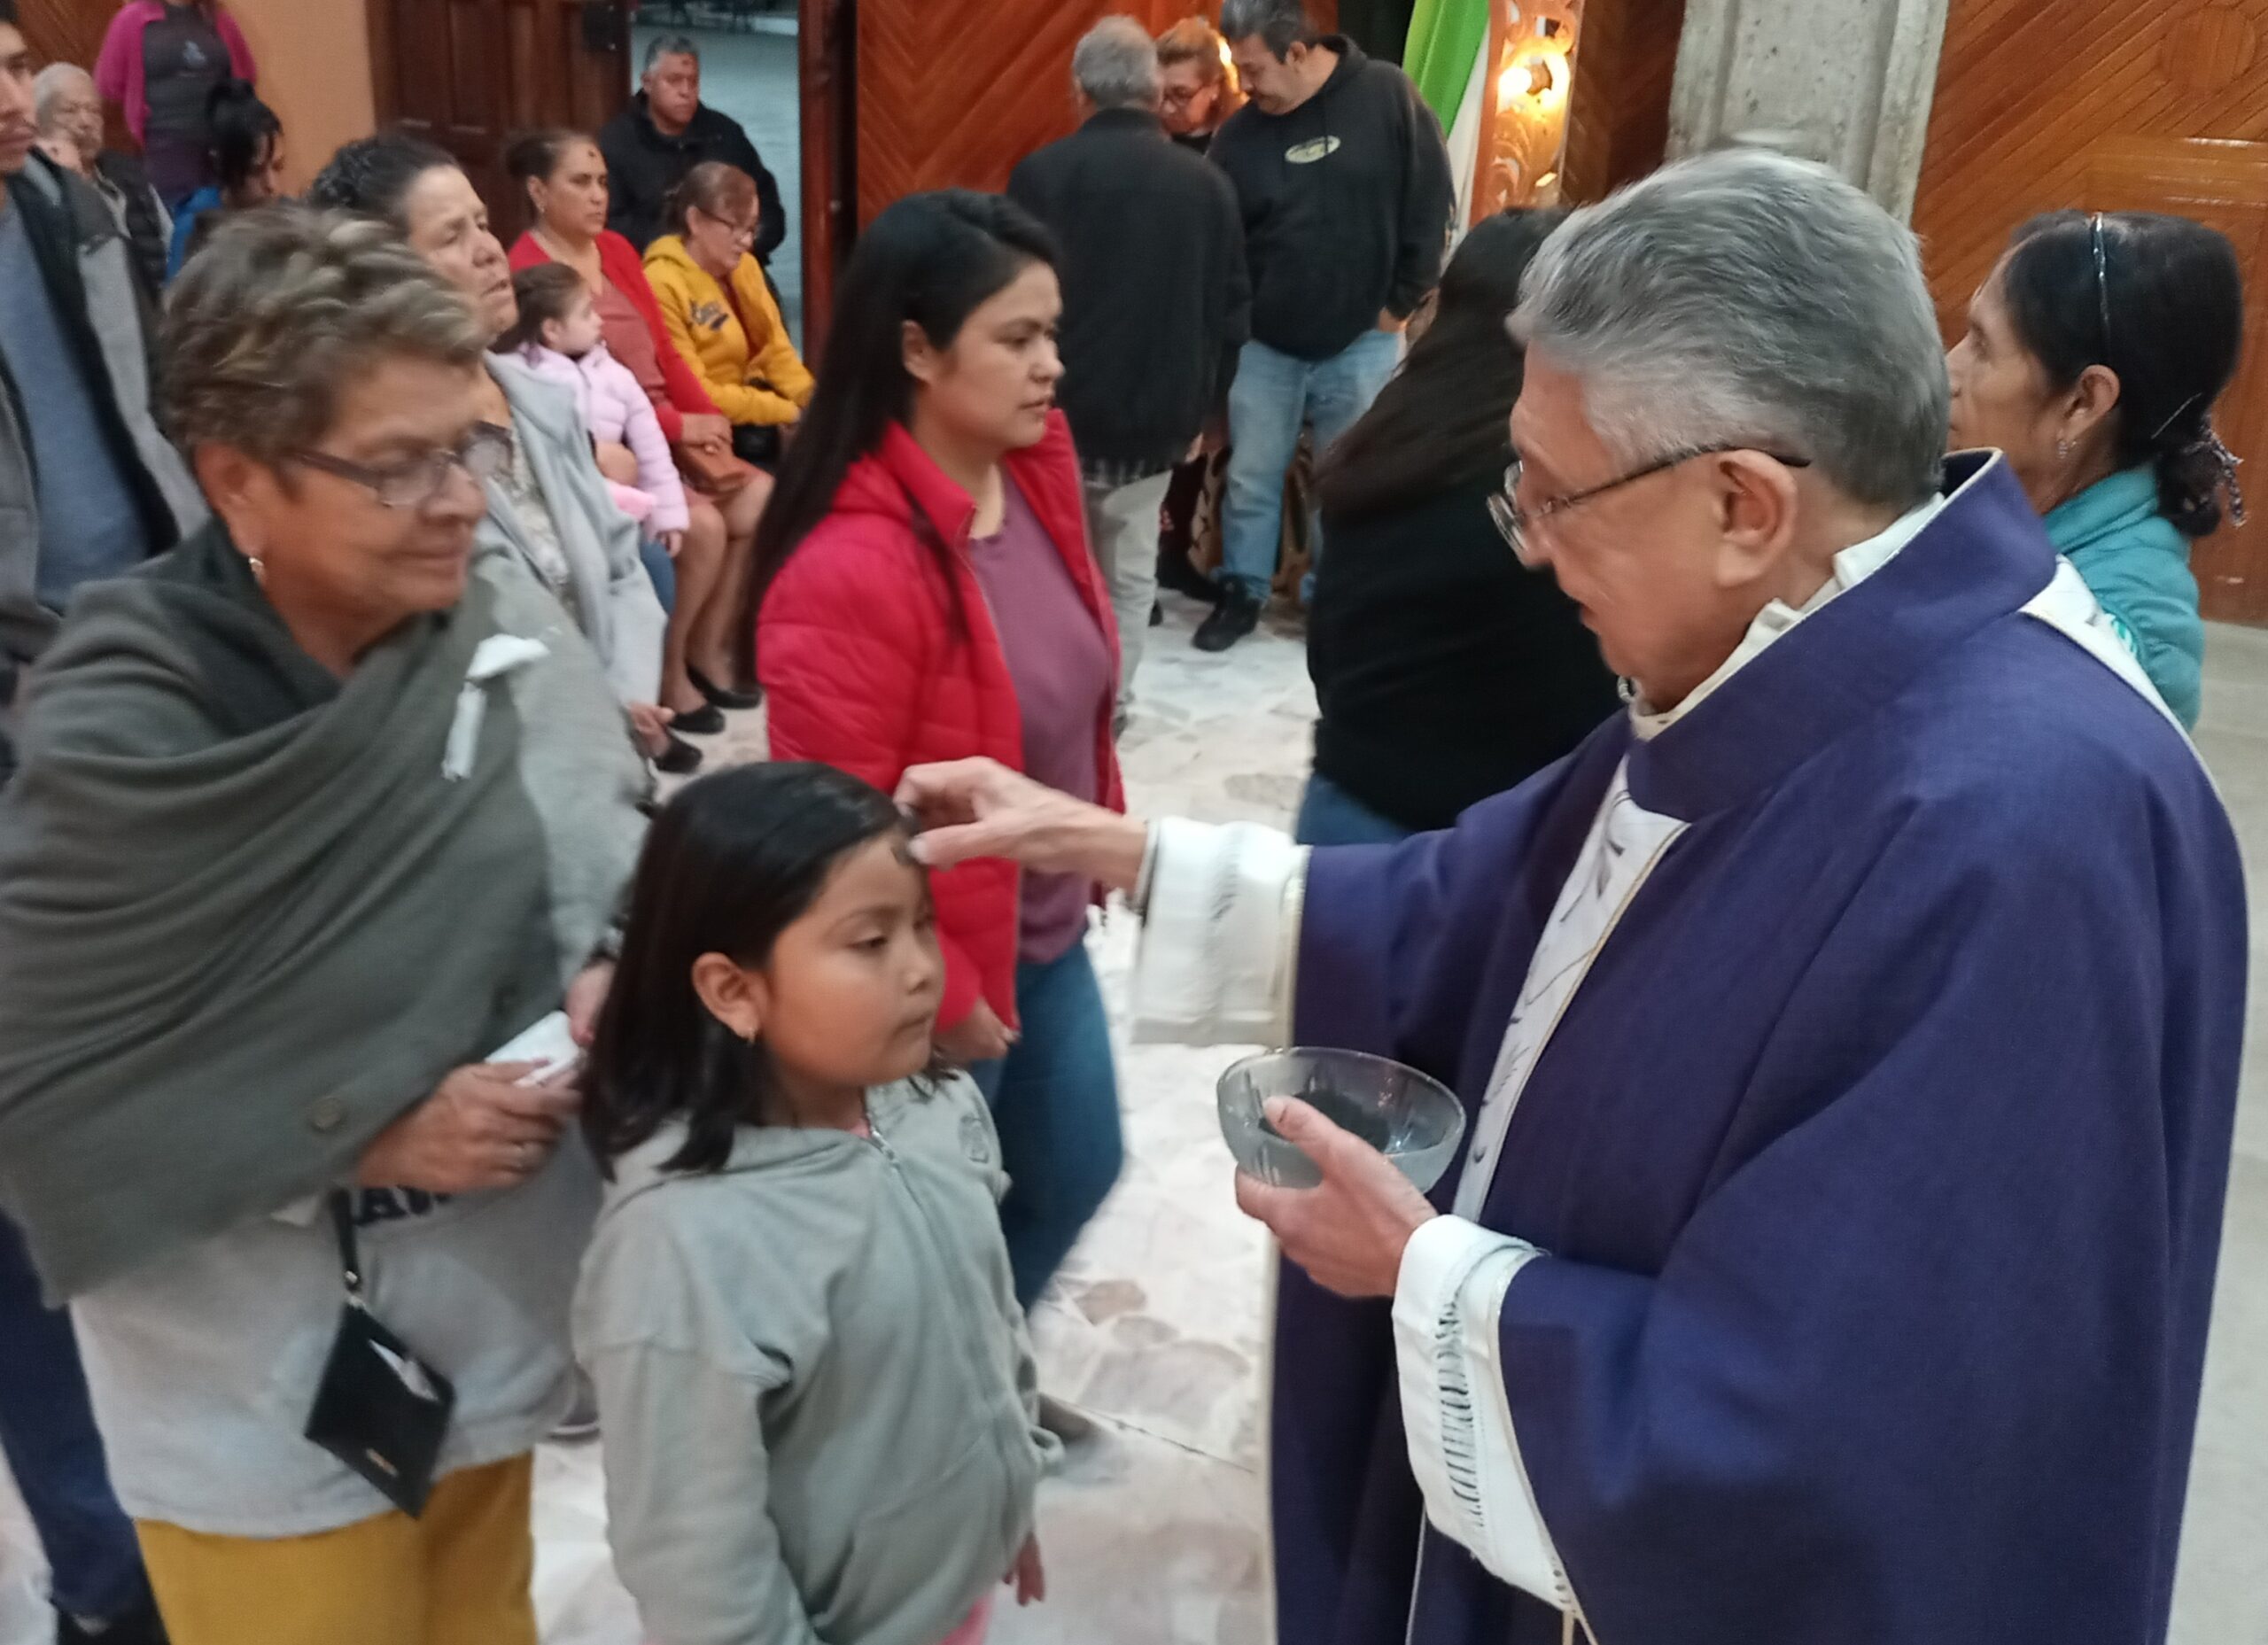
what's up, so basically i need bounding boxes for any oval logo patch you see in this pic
[1285,136,1342,165]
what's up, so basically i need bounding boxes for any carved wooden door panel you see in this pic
[367,0,633,237]
[1913,0,2268,624]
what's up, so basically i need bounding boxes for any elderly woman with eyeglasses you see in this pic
[1946,211,2244,729]
[0,207,645,1645]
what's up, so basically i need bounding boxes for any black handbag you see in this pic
[302,1191,456,1517]
[731,422,784,471]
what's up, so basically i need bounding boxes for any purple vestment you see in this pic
[1279,455,2247,1645]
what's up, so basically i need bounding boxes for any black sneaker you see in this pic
[1193,587,1261,652]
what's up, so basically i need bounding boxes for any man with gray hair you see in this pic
[895,148,2245,1645]
[33,63,169,295]
[599,32,782,258]
[1009,17,1248,711]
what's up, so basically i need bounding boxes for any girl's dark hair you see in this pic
[503,128,583,213]
[751,189,1060,611]
[1317,208,1565,522]
[582,763,919,1176]
[497,262,586,353]
[206,79,280,197]
[2001,210,2245,538]
[307,131,458,230]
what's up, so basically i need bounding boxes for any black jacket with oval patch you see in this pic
[1207,37,1455,361]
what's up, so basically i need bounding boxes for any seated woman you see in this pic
[1947,210,2245,729]
[755,191,1125,1323]
[0,206,644,1645]
[1301,210,1619,846]
[646,161,813,466]
[165,78,283,280]
[311,134,702,772]
[507,128,766,711]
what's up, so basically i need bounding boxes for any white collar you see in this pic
[1628,493,1949,741]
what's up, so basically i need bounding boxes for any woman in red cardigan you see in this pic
[507,129,767,719]
[757,191,1125,1320]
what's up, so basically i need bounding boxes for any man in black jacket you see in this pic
[599,34,785,260]
[1010,17,1250,712]
[0,17,189,1643]
[1200,0,1453,651]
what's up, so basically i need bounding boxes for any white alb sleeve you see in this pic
[1130,817,1307,1045]
[1393,1214,1573,1611]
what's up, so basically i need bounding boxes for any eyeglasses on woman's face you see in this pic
[292,422,512,510]
[1488,445,1814,566]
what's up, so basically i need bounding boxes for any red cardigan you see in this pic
[508,229,720,445]
[758,411,1124,1031]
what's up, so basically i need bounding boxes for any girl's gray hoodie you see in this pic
[573,1074,1058,1644]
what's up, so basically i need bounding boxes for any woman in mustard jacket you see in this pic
[645,161,813,462]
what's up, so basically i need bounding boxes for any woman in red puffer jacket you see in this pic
[756,190,1125,1317]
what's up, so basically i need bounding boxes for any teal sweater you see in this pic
[2044,466,2204,728]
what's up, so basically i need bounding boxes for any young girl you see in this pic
[575,763,1052,1645]
[505,261,693,546]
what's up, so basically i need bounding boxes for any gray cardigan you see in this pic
[482,353,664,705]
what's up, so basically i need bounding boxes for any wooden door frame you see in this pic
[798,0,855,355]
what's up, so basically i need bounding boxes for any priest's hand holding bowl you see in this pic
[897,758,1439,1299]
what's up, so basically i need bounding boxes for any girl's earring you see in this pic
[2056,438,2072,461]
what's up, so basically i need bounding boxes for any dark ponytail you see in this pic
[308,131,456,230]
[750,190,1060,617]
[206,79,280,197]
[2002,210,2246,537]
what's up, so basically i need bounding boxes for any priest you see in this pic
[897,149,2247,1645]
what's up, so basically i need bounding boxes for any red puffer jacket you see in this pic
[758,411,1123,1031]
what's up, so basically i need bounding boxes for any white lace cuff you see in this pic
[1394,1214,1571,1610]
[1130,817,1306,1045]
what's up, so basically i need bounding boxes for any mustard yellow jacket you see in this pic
[643,235,814,428]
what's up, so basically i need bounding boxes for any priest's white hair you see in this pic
[1513,148,1950,510]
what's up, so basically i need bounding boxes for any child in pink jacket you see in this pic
[507,264,692,542]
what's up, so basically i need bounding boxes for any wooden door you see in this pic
[367,0,633,237]
[1911,0,2268,625]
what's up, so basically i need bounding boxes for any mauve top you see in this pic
[594,275,670,410]
[966,476,1114,965]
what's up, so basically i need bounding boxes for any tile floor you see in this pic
[3,602,2264,1644]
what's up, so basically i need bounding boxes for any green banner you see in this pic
[1404,0,1490,131]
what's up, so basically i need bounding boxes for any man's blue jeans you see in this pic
[1294,772,1415,847]
[1220,330,1402,601]
[968,938,1123,1310]
[0,1214,150,1624]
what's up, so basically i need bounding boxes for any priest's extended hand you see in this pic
[1235,1097,1439,1300]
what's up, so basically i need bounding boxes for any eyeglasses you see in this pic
[291,423,512,509]
[1489,444,1814,566]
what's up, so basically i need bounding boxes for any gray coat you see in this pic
[576,1077,1056,1645]
[482,353,665,706]
[0,154,203,686]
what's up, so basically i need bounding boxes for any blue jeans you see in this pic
[1220,331,1402,601]
[1294,771,1415,847]
[967,939,1123,1309]
[0,1215,150,1623]
[639,536,677,615]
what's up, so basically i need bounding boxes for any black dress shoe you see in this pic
[688,665,765,710]
[655,733,704,775]
[670,701,727,737]
[1193,587,1262,652]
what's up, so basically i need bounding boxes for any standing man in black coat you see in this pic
[599,34,784,260]
[1009,17,1249,717]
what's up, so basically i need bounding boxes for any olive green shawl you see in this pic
[0,541,564,1299]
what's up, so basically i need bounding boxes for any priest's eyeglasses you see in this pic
[292,423,514,510]
[1490,446,1814,567]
